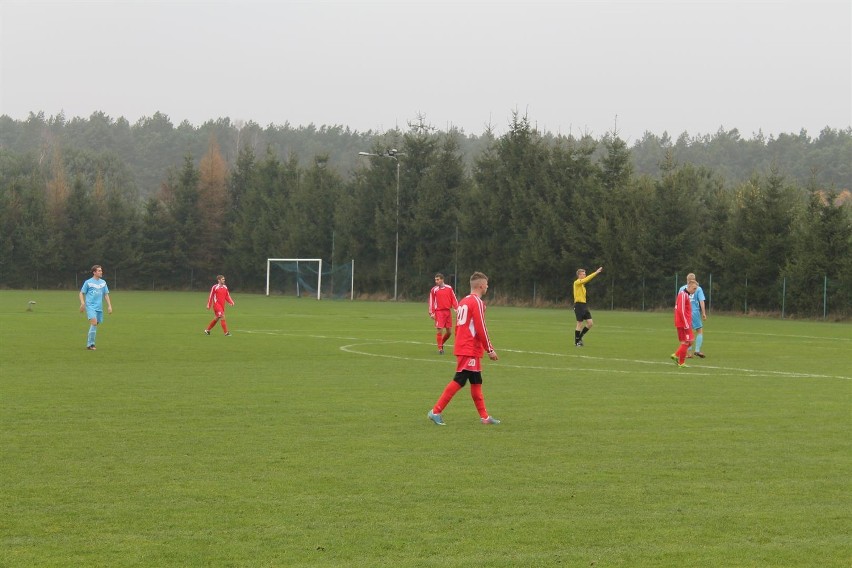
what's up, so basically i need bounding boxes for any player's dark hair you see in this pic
[434,273,444,279]
[91,264,102,273]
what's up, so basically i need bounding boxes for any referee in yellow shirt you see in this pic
[573,266,603,346]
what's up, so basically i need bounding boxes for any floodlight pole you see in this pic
[358,149,402,301]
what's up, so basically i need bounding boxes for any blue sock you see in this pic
[695,334,703,353]
[88,325,97,346]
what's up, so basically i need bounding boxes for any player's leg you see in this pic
[694,327,704,356]
[468,373,488,419]
[87,322,97,348]
[208,305,225,333]
[573,305,584,345]
[679,340,691,364]
[433,371,467,414]
[469,373,500,424]
[85,308,99,349]
[676,329,692,364]
[580,316,594,337]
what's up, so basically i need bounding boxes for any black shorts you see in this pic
[574,303,592,322]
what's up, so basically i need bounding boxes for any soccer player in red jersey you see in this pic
[671,280,698,367]
[428,273,459,354]
[204,275,235,336]
[427,272,500,426]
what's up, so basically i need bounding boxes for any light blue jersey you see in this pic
[81,277,110,320]
[678,284,705,330]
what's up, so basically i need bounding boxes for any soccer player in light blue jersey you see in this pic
[678,273,707,358]
[79,265,113,350]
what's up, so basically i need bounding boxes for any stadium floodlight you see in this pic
[358,149,404,301]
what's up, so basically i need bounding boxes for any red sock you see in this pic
[433,381,462,414]
[220,319,229,334]
[677,344,688,364]
[470,384,488,419]
[442,331,451,347]
[436,332,443,349]
[207,319,218,331]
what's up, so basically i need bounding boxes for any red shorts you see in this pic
[434,310,452,329]
[213,304,226,318]
[676,327,694,343]
[456,355,482,372]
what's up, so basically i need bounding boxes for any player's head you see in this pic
[470,271,489,294]
[686,272,696,282]
[686,281,698,293]
[434,273,444,284]
[576,268,586,278]
[216,275,225,283]
[91,265,103,275]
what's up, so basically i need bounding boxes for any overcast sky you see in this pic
[1,0,849,142]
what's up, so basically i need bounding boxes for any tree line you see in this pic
[0,112,850,318]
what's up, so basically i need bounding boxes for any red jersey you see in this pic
[453,293,494,358]
[674,289,693,329]
[207,284,234,310]
[429,284,458,315]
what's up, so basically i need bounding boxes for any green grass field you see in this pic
[1,290,850,567]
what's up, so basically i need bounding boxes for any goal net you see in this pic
[266,258,354,299]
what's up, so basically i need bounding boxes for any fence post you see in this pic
[744,278,748,313]
[781,277,786,319]
[611,277,614,310]
[708,273,712,314]
[823,275,828,320]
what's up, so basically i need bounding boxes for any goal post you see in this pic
[266,258,355,300]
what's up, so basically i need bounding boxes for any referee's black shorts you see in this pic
[574,302,592,322]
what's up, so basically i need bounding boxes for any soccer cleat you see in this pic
[427,410,446,426]
[224,332,231,336]
[695,352,706,358]
[670,354,678,364]
[677,362,688,368]
[438,348,444,355]
[481,415,501,425]
[686,353,693,359]
[575,340,584,347]
[86,345,96,350]
[204,329,210,335]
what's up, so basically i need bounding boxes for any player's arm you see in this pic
[206,287,214,309]
[677,293,690,326]
[699,300,707,319]
[582,267,604,284]
[474,301,497,359]
[428,288,435,317]
[105,293,113,314]
[79,290,86,312]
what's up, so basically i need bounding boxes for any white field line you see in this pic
[240,329,851,381]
